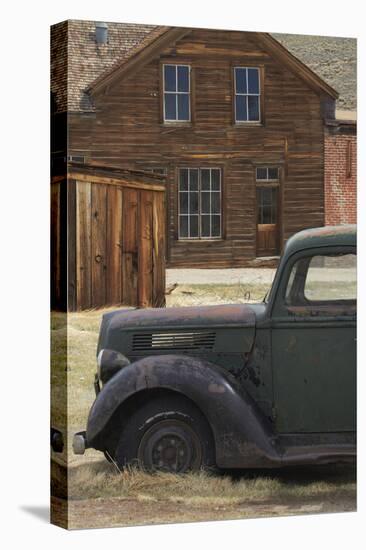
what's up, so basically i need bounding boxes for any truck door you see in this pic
[271,247,356,433]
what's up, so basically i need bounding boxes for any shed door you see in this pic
[256,186,279,256]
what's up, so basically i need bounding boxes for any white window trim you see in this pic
[256,166,280,182]
[178,168,222,240]
[234,66,261,123]
[163,64,191,122]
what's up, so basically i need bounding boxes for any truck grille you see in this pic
[132,331,216,352]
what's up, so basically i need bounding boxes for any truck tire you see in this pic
[114,394,215,473]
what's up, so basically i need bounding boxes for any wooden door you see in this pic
[74,179,166,310]
[256,186,279,256]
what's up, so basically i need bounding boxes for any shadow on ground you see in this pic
[20,505,50,523]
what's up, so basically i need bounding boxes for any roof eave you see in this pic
[88,26,192,96]
[255,32,339,99]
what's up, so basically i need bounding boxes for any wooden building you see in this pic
[51,21,340,269]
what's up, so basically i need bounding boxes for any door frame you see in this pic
[254,166,283,257]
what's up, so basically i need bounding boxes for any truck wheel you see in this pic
[114,395,215,473]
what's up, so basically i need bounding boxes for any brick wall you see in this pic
[324,123,357,225]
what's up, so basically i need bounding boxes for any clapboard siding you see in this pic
[69,28,327,267]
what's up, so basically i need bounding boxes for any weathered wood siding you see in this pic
[69,29,326,267]
[51,169,166,311]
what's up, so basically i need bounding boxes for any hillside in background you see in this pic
[272,33,356,111]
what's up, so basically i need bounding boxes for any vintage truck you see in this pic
[73,225,356,472]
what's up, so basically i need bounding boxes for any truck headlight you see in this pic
[97,348,130,384]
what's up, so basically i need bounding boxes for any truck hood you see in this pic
[98,304,256,357]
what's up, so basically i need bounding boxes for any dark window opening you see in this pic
[178,168,222,239]
[163,64,191,122]
[256,167,279,181]
[257,187,278,224]
[234,67,261,122]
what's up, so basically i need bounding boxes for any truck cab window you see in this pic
[285,252,356,307]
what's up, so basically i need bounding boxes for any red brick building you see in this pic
[325,111,357,226]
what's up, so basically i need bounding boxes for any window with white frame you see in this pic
[256,167,279,181]
[178,168,221,239]
[163,64,191,122]
[234,67,261,122]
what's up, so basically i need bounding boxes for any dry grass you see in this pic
[166,282,270,307]
[68,461,355,505]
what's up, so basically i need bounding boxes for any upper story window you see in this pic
[163,64,191,122]
[234,67,261,123]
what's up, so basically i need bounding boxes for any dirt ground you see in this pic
[51,274,356,530]
[51,457,356,530]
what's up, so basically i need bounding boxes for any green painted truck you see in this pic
[73,225,356,472]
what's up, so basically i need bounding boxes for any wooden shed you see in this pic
[51,164,166,311]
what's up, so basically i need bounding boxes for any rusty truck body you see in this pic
[73,225,356,472]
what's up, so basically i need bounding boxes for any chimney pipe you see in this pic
[95,22,108,44]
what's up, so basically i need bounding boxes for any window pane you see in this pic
[180,192,188,214]
[256,167,267,180]
[201,215,210,237]
[304,254,357,302]
[164,65,176,92]
[235,95,247,121]
[268,168,279,180]
[190,215,199,238]
[212,215,221,237]
[177,66,189,92]
[201,169,210,190]
[165,93,176,120]
[189,192,199,214]
[262,188,272,205]
[286,254,357,306]
[235,68,247,93]
[262,205,272,224]
[189,169,199,191]
[248,95,259,121]
[257,206,263,224]
[179,216,188,238]
[201,192,210,214]
[211,169,220,190]
[177,94,190,121]
[247,68,259,94]
[212,192,221,214]
[179,169,188,190]
[271,190,277,222]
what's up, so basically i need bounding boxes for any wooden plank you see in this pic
[68,171,165,192]
[76,181,92,309]
[67,179,77,311]
[50,182,61,309]
[91,184,107,308]
[106,185,123,306]
[122,188,138,305]
[138,190,154,308]
[152,191,166,307]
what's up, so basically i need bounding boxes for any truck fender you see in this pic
[86,354,280,468]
